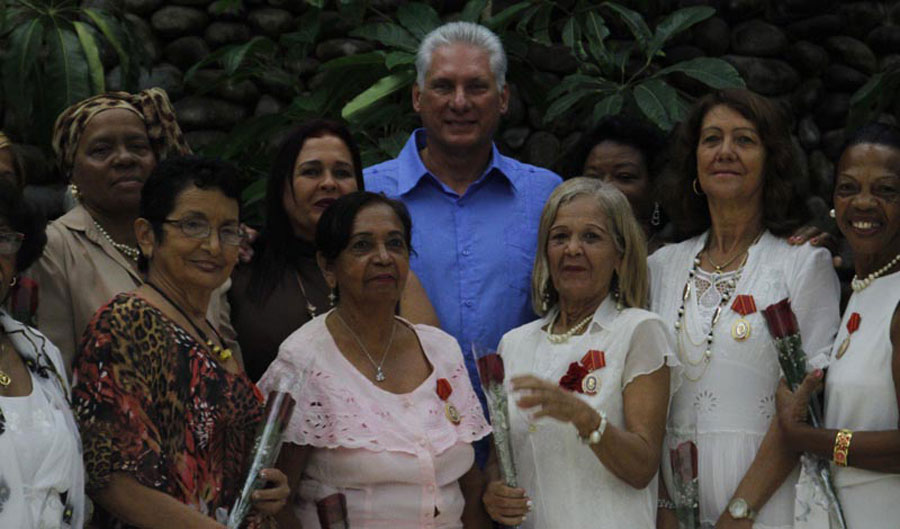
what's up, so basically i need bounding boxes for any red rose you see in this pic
[436,378,452,401]
[762,298,800,338]
[558,362,588,393]
[476,353,505,388]
[670,440,698,482]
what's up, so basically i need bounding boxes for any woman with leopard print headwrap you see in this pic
[30,89,238,374]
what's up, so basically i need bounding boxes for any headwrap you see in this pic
[51,87,191,176]
[0,131,11,151]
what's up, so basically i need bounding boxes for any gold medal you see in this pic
[731,318,751,341]
[445,402,461,424]
[528,423,538,433]
[0,370,9,386]
[581,373,599,395]
[836,335,851,359]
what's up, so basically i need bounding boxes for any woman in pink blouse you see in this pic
[259,191,492,529]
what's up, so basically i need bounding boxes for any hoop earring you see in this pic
[650,202,661,227]
[692,178,704,196]
[9,276,16,287]
[829,208,835,218]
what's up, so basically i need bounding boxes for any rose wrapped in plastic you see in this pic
[762,298,846,529]
[668,440,700,529]
[473,345,517,489]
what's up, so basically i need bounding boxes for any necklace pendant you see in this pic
[375,367,386,382]
[0,370,10,386]
[306,301,317,319]
[836,335,851,359]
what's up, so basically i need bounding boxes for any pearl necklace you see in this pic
[674,252,747,381]
[851,251,900,292]
[547,312,594,344]
[93,220,140,261]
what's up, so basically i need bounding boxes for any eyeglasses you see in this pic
[0,231,24,256]
[163,218,244,246]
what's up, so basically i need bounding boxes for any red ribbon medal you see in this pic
[580,350,606,395]
[730,295,756,341]
[836,313,861,359]
[436,378,461,424]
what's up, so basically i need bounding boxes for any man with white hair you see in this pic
[365,22,561,463]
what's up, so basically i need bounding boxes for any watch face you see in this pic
[729,499,748,518]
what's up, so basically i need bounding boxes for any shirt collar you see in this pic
[587,294,620,333]
[395,128,519,195]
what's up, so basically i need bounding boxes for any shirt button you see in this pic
[419,438,428,447]
[427,484,435,492]
[462,249,470,256]
[465,300,473,307]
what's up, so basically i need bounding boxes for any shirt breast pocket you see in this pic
[504,223,537,294]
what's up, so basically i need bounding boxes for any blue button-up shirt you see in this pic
[365,129,561,464]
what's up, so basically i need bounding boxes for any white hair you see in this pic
[416,22,507,90]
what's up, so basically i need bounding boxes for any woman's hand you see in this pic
[251,468,290,516]
[775,370,824,437]
[787,226,841,267]
[482,480,530,525]
[512,375,597,435]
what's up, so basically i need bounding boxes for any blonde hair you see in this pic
[531,177,648,315]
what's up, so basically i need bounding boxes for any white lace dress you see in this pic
[649,231,840,528]
[499,295,681,529]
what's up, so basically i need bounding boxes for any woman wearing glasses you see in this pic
[72,157,288,529]
[0,179,86,529]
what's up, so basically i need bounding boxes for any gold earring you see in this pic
[829,208,835,218]
[692,178,704,196]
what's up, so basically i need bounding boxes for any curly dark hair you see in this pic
[565,114,668,181]
[0,179,47,271]
[662,89,808,239]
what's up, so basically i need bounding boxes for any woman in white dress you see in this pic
[651,89,840,529]
[481,178,680,528]
[776,122,900,529]
[0,180,85,529]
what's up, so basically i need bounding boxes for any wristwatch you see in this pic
[727,498,756,521]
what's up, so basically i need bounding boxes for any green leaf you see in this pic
[486,2,534,31]
[547,73,613,100]
[657,57,745,89]
[396,3,441,41]
[849,72,883,107]
[320,51,387,71]
[583,12,611,64]
[602,2,651,50]
[241,175,268,206]
[72,21,105,93]
[648,6,714,58]
[350,22,418,53]
[82,9,129,73]
[533,3,553,47]
[633,78,675,130]
[592,93,624,124]
[460,0,488,23]
[46,22,90,113]
[1,18,43,124]
[385,50,416,70]
[515,4,542,35]
[544,86,601,124]
[342,70,416,121]
[221,36,276,75]
[377,130,410,158]
[307,0,325,8]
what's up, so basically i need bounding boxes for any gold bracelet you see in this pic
[833,429,853,467]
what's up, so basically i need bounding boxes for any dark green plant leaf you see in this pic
[377,130,410,158]
[648,6,714,58]
[385,50,416,70]
[657,57,745,89]
[307,0,326,8]
[486,2,534,32]
[396,3,440,41]
[350,22,418,53]
[46,22,90,114]
[515,4,542,35]
[72,21,105,93]
[602,2,651,51]
[847,68,900,131]
[342,69,416,121]
[583,11,611,64]
[221,36,276,75]
[544,86,604,124]
[547,73,613,100]
[533,3,553,47]
[281,9,320,60]
[1,18,43,128]
[320,51,387,71]
[82,9,130,74]
[460,0,488,23]
[241,176,267,208]
[592,93,624,124]
[633,78,675,130]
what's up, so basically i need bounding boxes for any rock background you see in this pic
[7,0,900,226]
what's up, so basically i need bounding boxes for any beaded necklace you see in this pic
[851,251,900,292]
[146,282,233,361]
[93,219,140,261]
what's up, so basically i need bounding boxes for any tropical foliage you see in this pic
[0,0,143,146]
[847,64,900,133]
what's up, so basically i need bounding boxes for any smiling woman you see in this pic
[72,156,289,529]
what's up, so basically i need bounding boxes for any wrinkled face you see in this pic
[413,43,509,154]
[546,196,621,304]
[72,108,157,216]
[324,203,410,307]
[283,134,358,241]
[695,105,766,207]
[834,142,900,264]
[0,149,17,187]
[146,186,241,293]
[583,141,653,219]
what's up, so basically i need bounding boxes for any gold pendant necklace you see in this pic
[0,343,11,386]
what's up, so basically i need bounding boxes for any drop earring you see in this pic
[650,202,661,227]
[328,288,336,307]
